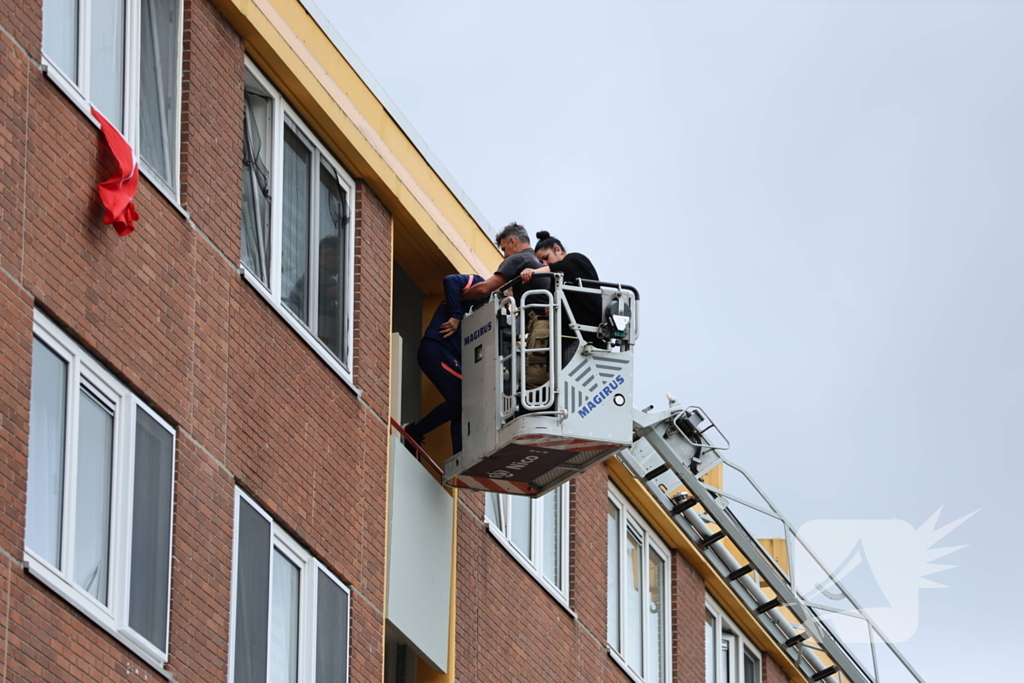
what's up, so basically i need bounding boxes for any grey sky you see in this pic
[324,1,1023,679]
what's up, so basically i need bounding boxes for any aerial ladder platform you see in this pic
[440,275,926,683]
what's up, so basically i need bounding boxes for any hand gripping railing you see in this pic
[621,406,926,683]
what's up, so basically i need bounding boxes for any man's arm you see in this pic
[520,265,550,283]
[461,272,506,300]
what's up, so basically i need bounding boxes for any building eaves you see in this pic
[295,0,494,239]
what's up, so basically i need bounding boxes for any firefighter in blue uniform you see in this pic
[404,274,486,454]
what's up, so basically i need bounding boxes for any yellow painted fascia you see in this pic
[208,0,501,277]
[606,459,807,682]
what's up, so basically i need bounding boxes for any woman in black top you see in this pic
[520,231,601,363]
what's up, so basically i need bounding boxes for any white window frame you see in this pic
[607,484,672,683]
[484,484,571,610]
[40,0,185,202]
[228,488,352,683]
[240,59,358,386]
[25,310,177,671]
[705,594,762,683]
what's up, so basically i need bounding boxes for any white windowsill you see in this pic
[608,648,648,683]
[240,267,361,397]
[485,521,576,618]
[40,58,190,223]
[24,555,174,680]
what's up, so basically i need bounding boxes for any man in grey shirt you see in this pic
[458,222,549,388]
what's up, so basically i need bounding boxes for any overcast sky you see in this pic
[323,1,1023,679]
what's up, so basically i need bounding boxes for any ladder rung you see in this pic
[644,464,669,481]
[700,530,727,548]
[755,597,782,614]
[670,497,700,515]
[726,565,753,582]
[811,666,839,681]
[784,632,809,648]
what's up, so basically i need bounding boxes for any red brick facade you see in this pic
[0,0,793,681]
[0,0,390,680]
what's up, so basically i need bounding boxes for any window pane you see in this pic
[722,636,733,683]
[128,408,174,650]
[484,492,502,529]
[316,165,346,360]
[26,339,68,568]
[542,488,562,589]
[270,550,301,683]
[282,125,312,324]
[73,390,114,604]
[242,90,273,284]
[139,0,181,187]
[89,0,125,129]
[233,499,271,683]
[607,501,620,651]
[743,650,758,683]
[509,495,532,558]
[705,611,716,683]
[316,570,349,683]
[625,528,644,675]
[42,0,79,80]
[648,550,666,683]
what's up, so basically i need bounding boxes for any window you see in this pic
[607,486,671,683]
[240,62,356,379]
[230,490,351,683]
[41,0,183,195]
[25,311,176,667]
[706,595,761,683]
[485,484,569,604]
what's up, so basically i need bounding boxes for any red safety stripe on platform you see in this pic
[453,476,535,495]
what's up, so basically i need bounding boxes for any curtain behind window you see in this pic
[139,0,181,188]
[242,91,272,285]
[282,125,312,324]
[26,339,68,568]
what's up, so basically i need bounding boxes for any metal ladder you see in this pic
[618,402,927,683]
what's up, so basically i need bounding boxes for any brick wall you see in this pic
[763,653,789,683]
[0,0,392,680]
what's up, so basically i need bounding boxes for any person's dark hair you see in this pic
[319,235,341,252]
[495,222,529,246]
[535,231,564,253]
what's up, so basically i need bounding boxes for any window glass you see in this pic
[316,165,346,359]
[242,90,273,285]
[270,550,301,683]
[26,339,67,568]
[238,65,356,375]
[234,498,271,683]
[282,125,313,324]
[42,0,79,78]
[128,407,175,648]
[73,389,114,604]
[509,494,532,556]
[316,570,350,683]
[139,0,181,186]
[607,501,620,651]
[231,492,351,683]
[648,549,665,683]
[25,316,177,662]
[625,527,644,675]
[88,0,126,128]
[743,650,758,683]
